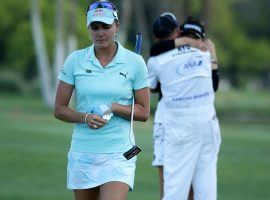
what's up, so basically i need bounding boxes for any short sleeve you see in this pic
[133,56,149,90]
[147,57,159,89]
[58,52,76,85]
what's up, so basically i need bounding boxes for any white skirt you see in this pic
[67,150,137,190]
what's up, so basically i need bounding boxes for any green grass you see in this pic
[215,89,270,121]
[0,91,270,200]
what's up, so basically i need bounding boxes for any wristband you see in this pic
[84,113,90,124]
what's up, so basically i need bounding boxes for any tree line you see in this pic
[0,0,269,106]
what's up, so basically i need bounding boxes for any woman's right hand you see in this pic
[85,113,107,129]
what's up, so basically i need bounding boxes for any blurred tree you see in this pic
[30,0,53,107]
[211,0,270,87]
[133,0,150,52]
[1,0,270,99]
[67,0,78,53]
[53,0,65,86]
[234,0,270,40]
[118,0,132,45]
[232,0,270,87]
[30,0,79,107]
[201,0,213,32]
[0,0,36,78]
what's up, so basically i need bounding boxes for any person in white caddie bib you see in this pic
[148,16,221,200]
[148,13,210,200]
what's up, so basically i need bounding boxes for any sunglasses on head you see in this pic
[87,1,117,12]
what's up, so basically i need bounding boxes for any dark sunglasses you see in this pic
[87,1,117,13]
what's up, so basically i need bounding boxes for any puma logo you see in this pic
[119,72,128,79]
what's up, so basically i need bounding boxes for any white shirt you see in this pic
[147,45,214,110]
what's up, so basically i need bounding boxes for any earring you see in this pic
[115,33,118,39]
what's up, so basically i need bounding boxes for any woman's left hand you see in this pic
[85,113,107,129]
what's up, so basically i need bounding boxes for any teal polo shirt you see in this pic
[58,42,148,153]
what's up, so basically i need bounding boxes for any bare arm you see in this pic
[174,37,208,51]
[150,37,208,56]
[110,87,150,122]
[204,39,218,69]
[54,80,106,129]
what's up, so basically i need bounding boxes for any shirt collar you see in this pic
[86,41,126,67]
